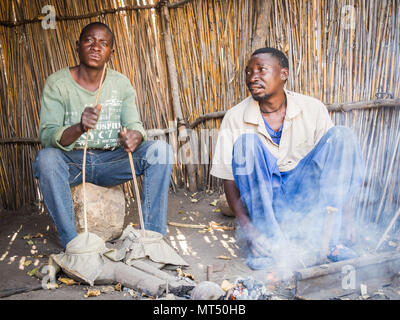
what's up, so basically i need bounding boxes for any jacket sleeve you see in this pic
[210,113,235,181]
[314,101,334,144]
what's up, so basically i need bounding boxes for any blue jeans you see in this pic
[33,140,173,248]
[232,126,365,261]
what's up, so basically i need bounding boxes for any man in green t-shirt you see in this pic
[33,22,173,248]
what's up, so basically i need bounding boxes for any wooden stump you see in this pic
[71,183,126,241]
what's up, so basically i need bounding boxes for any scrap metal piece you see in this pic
[205,262,225,281]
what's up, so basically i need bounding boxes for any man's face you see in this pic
[76,25,114,69]
[245,53,288,101]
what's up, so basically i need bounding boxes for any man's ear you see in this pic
[75,40,80,52]
[107,48,115,62]
[280,68,289,82]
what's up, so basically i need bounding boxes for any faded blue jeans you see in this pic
[232,126,365,266]
[33,140,173,248]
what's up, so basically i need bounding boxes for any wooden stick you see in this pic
[251,0,272,52]
[160,0,185,132]
[123,127,145,235]
[206,264,213,281]
[167,221,234,231]
[82,63,107,233]
[187,99,400,128]
[0,1,195,27]
[320,206,338,262]
[168,221,206,229]
[295,251,400,281]
[0,138,41,144]
[160,0,197,192]
[375,207,400,252]
[5,98,397,146]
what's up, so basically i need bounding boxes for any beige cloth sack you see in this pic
[50,226,189,286]
[51,232,109,286]
[104,225,189,267]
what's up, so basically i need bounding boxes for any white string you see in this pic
[82,64,107,233]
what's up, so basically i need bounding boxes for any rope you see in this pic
[82,63,107,233]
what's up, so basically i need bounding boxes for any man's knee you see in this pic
[233,133,261,158]
[321,126,365,186]
[33,148,64,178]
[232,134,262,176]
[145,140,173,165]
[325,126,358,145]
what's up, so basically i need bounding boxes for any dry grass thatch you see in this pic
[0,0,399,231]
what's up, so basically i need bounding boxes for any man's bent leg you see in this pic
[280,126,364,260]
[93,141,173,235]
[232,134,284,269]
[311,126,364,246]
[138,140,173,235]
[232,134,283,238]
[33,148,83,248]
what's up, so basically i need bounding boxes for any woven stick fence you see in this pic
[0,0,399,232]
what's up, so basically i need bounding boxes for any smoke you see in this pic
[235,202,400,291]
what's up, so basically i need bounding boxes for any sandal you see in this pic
[246,254,274,270]
[327,244,357,262]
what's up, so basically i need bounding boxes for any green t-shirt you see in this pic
[39,67,147,151]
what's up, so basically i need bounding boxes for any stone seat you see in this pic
[71,183,126,242]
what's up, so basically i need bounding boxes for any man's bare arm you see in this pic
[59,123,85,147]
[223,179,272,256]
[118,128,143,153]
[223,179,252,230]
[59,105,101,147]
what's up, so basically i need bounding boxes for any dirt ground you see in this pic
[0,189,254,300]
[1,188,400,301]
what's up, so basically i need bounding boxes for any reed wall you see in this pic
[0,0,399,231]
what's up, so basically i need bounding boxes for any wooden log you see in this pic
[130,260,195,295]
[160,0,197,192]
[168,221,206,229]
[206,264,213,281]
[96,260,166,297]
[188,111,227,129]
[160,1,185,131]
[188,99,400,128]
[294,251,400,299]
[295,252,400,280]
[328,99,400,112]
[0,1,195,27]
[130,260,175,282]
[0,138,40,144]
[167,0,194,9]
[251,0,272,52]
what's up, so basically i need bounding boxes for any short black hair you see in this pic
[251,47,289,69]
[79,22,115,47]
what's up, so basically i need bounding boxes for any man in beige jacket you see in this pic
[211,47,364,270]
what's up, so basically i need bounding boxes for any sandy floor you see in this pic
[1,188,400,301]
[0,189,255,300]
